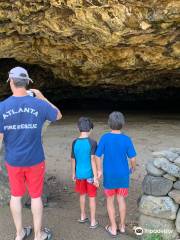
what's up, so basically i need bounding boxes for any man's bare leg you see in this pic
[31,197,46,240]
[10,196,25,240]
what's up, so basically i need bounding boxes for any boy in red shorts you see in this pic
[71,117,99,229]
[96,112,137,237]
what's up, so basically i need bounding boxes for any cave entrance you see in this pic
[0,58,180,112]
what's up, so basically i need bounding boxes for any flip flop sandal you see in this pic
[89,221,99,229]
[78,218,89,223]
[14,226,33,240]
[42,228,53,240]
[105,225,117,238]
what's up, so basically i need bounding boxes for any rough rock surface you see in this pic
[168,189,180,204]
[169,148,180,155]
[139,214,179,240]
[139,195,178,220]
[176,209,180,233]
[142,175,173,196]
[0,0,179,98]
[174,181,180,190]
[153,158,180,178]
[146,160,165,177]
[174,157,180,167]
[163,174,177,182]
[152,151,179,162]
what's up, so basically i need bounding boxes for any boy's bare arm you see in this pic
[95,156,102,179]
[130,157,136,172]
[71,158,76,181]
[91,155,99,187]
[91,155,98,179]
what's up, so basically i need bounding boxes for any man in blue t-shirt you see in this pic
[96,112,136,237]
[0,67,62,240]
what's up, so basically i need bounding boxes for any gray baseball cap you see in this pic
[7,66,33,83]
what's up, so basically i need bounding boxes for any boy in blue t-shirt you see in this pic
[96,112,137,237]
[71,117,99,229]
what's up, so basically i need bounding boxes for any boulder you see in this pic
[174,181,180,190]
[142,175,173,196]
[152,151,179,162]
[153,158,180,178]
[139,195,178,220]
[163,174,177,182]
[139,214,179,240]
[168,189,180,204]
[146,160,165,177]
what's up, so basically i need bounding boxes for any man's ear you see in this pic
[10,79,14,90]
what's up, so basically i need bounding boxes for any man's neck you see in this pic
[79,132,89,138]
[12,88,27,97]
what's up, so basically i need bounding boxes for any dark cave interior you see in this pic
[0,58,180,112]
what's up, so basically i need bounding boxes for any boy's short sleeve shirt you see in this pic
[88,138,97,155]
[95,133,137,189]
[95,135,105,157]
[127,138,136,158]
[71,137,97,179]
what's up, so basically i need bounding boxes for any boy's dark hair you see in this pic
[108,111,125,130]
[77,117,94,132]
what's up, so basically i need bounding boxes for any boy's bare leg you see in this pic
[31,197,47,240]
[80,194,86,220]
[117,195,126,232]
[89,197,96,226]
[106,196,117,235]
[10,196,25,240]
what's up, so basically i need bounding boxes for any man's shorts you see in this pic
[6,161,45,198]
[75,179,97,197]
[104,188,128,197]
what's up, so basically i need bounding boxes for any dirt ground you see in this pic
[1,110,180,240]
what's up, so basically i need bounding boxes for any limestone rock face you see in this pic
[0,0,179,96]
[139,195,178,220]
[142,175,173,196]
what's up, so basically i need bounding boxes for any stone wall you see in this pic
[139,148,180,240]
